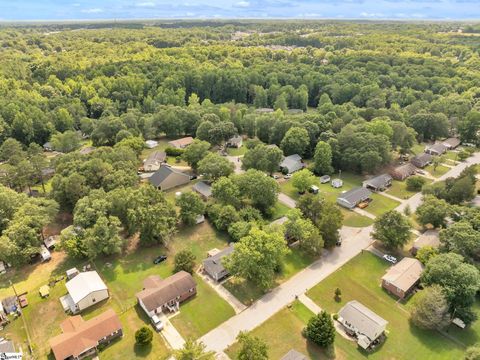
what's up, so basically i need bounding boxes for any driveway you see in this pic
[226,155,244,174]
[199,225,373,352]
[278,192,296,208]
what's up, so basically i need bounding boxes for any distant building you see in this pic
[168,137,194,149]
[136,271,196,316]
[143,151,166,172]
[331,178,343,188]
[145,140,158,149]
[192,181,212,200]
[255,108,274,114]
[411,229,440,255]
[362,174,392,192]
[60,271,109,314]
[442,137,461,150]
[280,349,307,360]
[280,154,304,174]
[337,187,372,209]
[49,309,122,360]
[411,153,432,168]
[149,166,190,191]
[390,163,417,180]
[203,245,234,282]
[338,300,388,350]
[382,257,423,299]
[226,135,243,148]
[425,143,447,156]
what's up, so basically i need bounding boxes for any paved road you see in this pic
[200,225,373,352]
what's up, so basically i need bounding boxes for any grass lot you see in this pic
[171,274,235,339]
[444,151,460,162]
[140,138,188,167]
[224,249,317,306]
[387,179,432,200]
[307,252,466,360]
[226,146,247,156]
[268,201,291,220]
[364,193,401,217]
[425,164,450,178]
[341,209,374,227]
[225,301,335,359]
[410,143,426,155]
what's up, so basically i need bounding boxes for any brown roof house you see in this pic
[442,137,461,150]
[425,143,447,156]
[411,229,440,255]
[168,137,194,149]
[149,165,190,191]
[136,271,196,316]
[49,309,122,360]
[390,163,417,180]
[411,153,433,168]
[143,151,166,172]
[382,257,423,299]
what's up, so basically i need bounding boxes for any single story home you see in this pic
[442,137,461,150]
[226,135,243,148]
[143,151,167,172]
[280,154,304,174]
[145,140,158,149]
[203,245,234,282]
[136,271,196,316]
[338,300,388,350]
[411,229,440,255]
[425,143,447,156]
[390,163,417,180]
[280,349,307,360]
[78,147,95,156]
[49,309,122,360]
[411,153,432,168]
[193,181,212,200]
[362,174,392,192]
[382,257,423,299]
[60,271,109,314]
[0,338,15,353]
[44,235,59,250]
[149,166,190,191]
[337,187,372,209]
[168,137,194,149]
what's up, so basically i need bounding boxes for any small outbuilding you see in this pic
[44,235,59,250]
[145,140,158,149]
[40,245,52,262]
[331,178,343,188]
[320,175,331,184]
[192,181,212,200]
[362,174,392,192]
[60,271,109,314]
[203,245,234,282]
[411,229,440,255]
[0,261,7,275]
[149,166,190,191]
[39,285,50,298]
[280,154,304,174]
[382,257,423,299]
[66,267,80,280]
[79,146,95,155]
[425,143,447,156]
[337,187,372,209]
[43,142,54,151]
[411,153,433,168]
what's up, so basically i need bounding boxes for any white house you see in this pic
[60,271,109,314]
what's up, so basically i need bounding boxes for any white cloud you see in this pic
[234,1,251,8]
[360,11,385,17]
[137,2,156,7]
[81,8,103,13]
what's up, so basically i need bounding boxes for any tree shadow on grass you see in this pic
[134,343,153,357]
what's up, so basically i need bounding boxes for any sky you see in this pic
[1,0,480,21]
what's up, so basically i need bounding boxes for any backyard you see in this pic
[306,252,467,360]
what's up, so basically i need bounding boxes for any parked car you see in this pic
[153,255,167,264]
[383,254,397,264]
[320,175,331,184]
[151,314,164,331]
[284,173,292,179]
[271,174,280,180]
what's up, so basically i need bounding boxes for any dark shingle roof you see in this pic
[203,246,234,278]
[149,166,189,188]
[338,187,372,206]
[363,174,392,189]
[411,153,432,168]
[193,181,212,198]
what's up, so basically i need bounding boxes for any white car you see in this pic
[271,174,280,180]
[284,173,292,179]
[151,314,164,331]
[383,254,397,264]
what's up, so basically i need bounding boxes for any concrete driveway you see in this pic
[278,192,296,208]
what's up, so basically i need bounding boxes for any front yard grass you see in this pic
[425,164,450,178]
[364,193,401,217]
[387,179,432,200]
[307,252,466,360]
[226,146,246,156]
[268,201,291,220]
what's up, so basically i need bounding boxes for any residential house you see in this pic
[203,245,234,282]
[136,271,196,316]
[390,163,417,180]
[149,166,190,191]
[226,135,243,148]
[0,338,15,353]
[362,174,392,192]
[382,257,423,299]
[145,140,158,149]
[425,143,447,156]
[49,309,122,360]
[338,300,388,350]
[193,181,212,200]
[280,154,304,174]
[411,229,440,255]
[168,137,194,149]
[60,271,109,314]
[143,151,166,172]
[411,153,432,168]
[443,137,461,150]
[280,349,307,360]
[337,187,372,209]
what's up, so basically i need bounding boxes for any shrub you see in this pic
[174,249,196,274]
[165,146,184,157]
[303,311,335,348]
[135,326,153,346]
[406,176,426,192]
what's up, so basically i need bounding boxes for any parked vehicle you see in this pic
[271,174,280,180]
[284,173,292,179]
[320,175,331,184]
[383,254,397,264]
[153,255,167,264]
[151,314,164,331]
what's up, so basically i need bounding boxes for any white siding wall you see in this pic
[77,289,109,312]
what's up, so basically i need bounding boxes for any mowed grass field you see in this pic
[387,179,433,200]
[307,252,467,360]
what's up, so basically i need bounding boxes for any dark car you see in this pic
[153,255,167,264]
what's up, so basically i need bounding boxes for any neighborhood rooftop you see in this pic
[148,165,190,190]
[443,137,461,149]
[280,154,303,173]
[412,229,440,252]
[203,245,235,281]
[168,137,194,148]
[65,271,107,305]
[362,174,392,190]
[382,258,423,294]
[193,181,212,199]
[337,187,372,209]
[338,300,388,342]
[280,349,307,360]
[411,152,432,168]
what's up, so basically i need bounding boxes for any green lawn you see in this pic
[364,193,401,217]
[268,201,291,220]
[307,252,466,360]
[341,209,374,227]
[227,146,247,156]
[140,138,188,167]
[444,151,460,162]
[425,164,450,178]
[411,143,426,155]
[387,179,432,200]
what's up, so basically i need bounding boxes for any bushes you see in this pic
[135,326,153,346]
[165,146,184,157]
[174,249,196,274]
[406,176,426,191]
[303,311,335,348]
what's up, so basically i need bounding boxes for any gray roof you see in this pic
[193,181,212,198]
[411,153,432,168]
[413,229,440,250]
[203,246,234,278]
[443,137,461,148]
[0,338,15,353]
[426,143,447,154]
[149,166,190,188]
[339,300,388,341]
[227,135,242,145]
[280,154,303,173]
[337,187,372,206]
[144,151,166,167]
[363,174,392,190]
[280,349,307,360]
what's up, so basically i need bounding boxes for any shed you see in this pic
[382,257,423,299]
[331,178,343,188]
[411,153,432,168]
[66,267,80,280]
[337,187,372,209]
[411,229,440,255]
[193,181,212,200]
[362,174,392,191]
[0,261,6,274]
[425,143,447,156]
[280,154,303,174]
[203,245,235,282]
[390,163,417,180]
[145,140,158,149]
[320,175,331,184]
[60,271,109,314]
[39,285,50,298]
[149,166,190,191]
